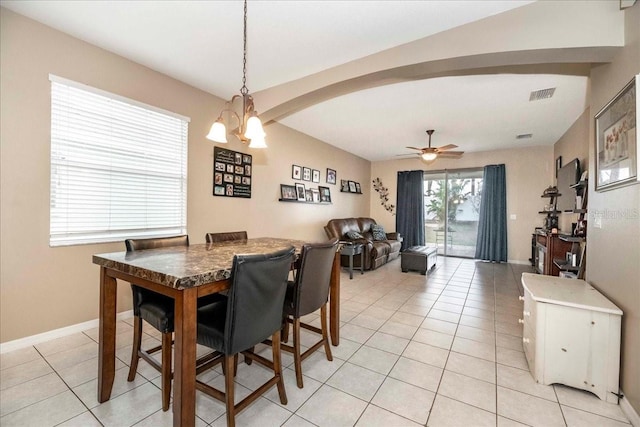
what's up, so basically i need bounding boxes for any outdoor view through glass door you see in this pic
[424,168,483,257]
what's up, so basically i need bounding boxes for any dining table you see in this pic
[92,237,341,427]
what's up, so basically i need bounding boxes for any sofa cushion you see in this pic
[371,224,386,241]
[345,230,364,240]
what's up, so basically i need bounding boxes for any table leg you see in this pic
[348,252,354,280]
[329,252,340,346]
[360,251,364,275]
[98,267,117,403]
[173,288,198,427]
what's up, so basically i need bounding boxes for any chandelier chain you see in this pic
[240,0,248,95]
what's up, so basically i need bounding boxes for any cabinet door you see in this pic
[543,304,591,388]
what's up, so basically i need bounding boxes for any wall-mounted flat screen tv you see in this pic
[557,158,581,212]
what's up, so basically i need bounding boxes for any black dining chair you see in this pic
[205,231,248,243]
[280,238,338,388]
[195,247,294,427]
[125,235,222,411]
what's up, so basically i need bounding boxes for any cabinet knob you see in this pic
[518,319,524,324]
[523,311,531,317]
[523,338,530,344]
[518,296,525,301]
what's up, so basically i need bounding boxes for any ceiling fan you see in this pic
[406,129,464,164]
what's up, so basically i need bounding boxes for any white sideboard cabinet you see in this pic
[520,273,622,403]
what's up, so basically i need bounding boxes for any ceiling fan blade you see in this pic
[394,153,416,157]
[437,150,464,155]
[405,146,424,151]
[436,144,458,151]
[438,152,464,158]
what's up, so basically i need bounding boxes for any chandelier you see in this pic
[206,0,266,148]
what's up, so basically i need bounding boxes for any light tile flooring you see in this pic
[0,257,633,426]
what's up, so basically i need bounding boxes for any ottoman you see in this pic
[401,246,437,275]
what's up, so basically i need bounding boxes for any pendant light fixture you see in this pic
[206,0,266,148]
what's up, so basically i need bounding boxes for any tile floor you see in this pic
[0,257,633,426]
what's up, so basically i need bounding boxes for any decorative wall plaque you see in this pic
[213,147,252,198]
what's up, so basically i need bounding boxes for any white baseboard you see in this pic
[0,310,133,354]
[621,391,640,427]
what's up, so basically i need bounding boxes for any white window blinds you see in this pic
[50,76,189,246]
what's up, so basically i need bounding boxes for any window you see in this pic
[50,75,189,246]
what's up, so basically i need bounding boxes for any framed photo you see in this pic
[312,169,320,183]
[341,179,349,192]
[311,189,320,203]
[319,186,331,203]
[280,184,297,200]
[595,74,638,191]
[326,168,337,185]
[348,181,357,193]
[292,165,302,180]
[355,182,362,193]
[555,156,562,178]
[305,189,313,202]
[302,167,311,181]
[295,183,306,201]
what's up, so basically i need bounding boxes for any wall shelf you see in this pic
[278,199,331,205]
[559,235,585,243]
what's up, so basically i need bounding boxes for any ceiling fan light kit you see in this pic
[407,129,464,164]
[206,0,267,148]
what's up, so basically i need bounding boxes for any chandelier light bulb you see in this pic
[206,119,228,143]
[244,113,266,141]
[248,133,267,149]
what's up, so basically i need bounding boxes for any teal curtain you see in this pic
[396,170,425,250]
[475,164,507,262]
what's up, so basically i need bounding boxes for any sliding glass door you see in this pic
[424,168,483,257]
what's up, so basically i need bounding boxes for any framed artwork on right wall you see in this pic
[594,74,638,191]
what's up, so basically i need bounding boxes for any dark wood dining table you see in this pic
[92,237,341,427]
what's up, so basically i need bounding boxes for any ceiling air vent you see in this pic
[529,88,556,101]
[516,133,533,140]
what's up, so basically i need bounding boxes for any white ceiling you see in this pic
[2,0,592,161]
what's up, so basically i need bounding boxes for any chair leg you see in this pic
[224,354,236,427]
[272,330,288,405]
[127,316,143,382]
[281,318,290,343]
[244,347,253,365]
[292,318,303,388]
[161,332,172,411]
[320,304,333,361]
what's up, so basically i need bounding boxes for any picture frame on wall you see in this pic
[292,165,302,180]
[312,169,320,183]
[302,167,311,181]
[295,183,306,201]
[326,168,337,185]
[305,189,313,202]
[280,184,297,200]
[348,181,357,193]
[595,74,639,191]
[555,156,562,178]
[355,182,362,193]
[341,179,349,192]
[318,186,331,203]
[311,189,320,203]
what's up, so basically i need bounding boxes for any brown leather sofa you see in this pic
[324,218,402,271]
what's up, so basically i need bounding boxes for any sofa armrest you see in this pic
[386,232,402,241]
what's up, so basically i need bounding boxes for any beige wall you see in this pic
[0,9,370,343]
[586,4,640,413]
[370,145,554,264]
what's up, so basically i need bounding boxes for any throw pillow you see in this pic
[345,231,364,240]
[371,224,386,241]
